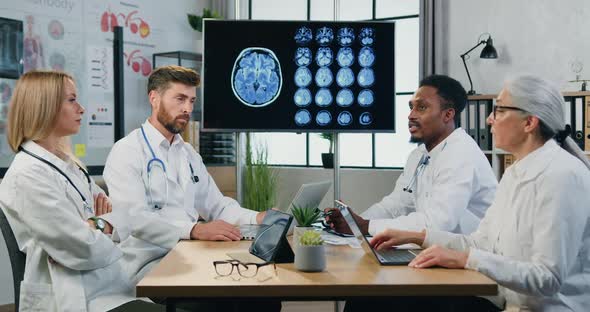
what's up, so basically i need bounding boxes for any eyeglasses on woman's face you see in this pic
[492,105,528,120]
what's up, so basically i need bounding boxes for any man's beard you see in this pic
[157,105,189,134]
[409,135,423,144]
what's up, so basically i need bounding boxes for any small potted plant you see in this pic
[295,230,326,272]
[187,8,222,32]
[291,204,322,246]
[319,133,334,168]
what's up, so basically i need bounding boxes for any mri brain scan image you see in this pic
[336,88,354,107]
[315,88,333,107]
[295,109,312,125]
[294,88,312,107]
[294,66,312,87]
[359,27,375,46]
[359,112,373,125]
[315,67,333,87]
[315,47,333,67]
[337,27,355,46]
[295,47,312,66]
[337,47,354,67]
[358,89,374,107]
[315,27,334,45]
[358,47,375,67]
[337,111,352,126]
[232,48,282,107]
[336,67,355,88]
[357,67,375,87]
[316,110,332,126]
[295,26,313,45]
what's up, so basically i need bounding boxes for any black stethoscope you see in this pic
[140,126,199,210]
[403,154,430,193]
[20,147,93,213]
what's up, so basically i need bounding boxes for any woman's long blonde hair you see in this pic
[7,71,79,162]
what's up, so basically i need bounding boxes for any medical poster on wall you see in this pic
[86,45,115,148]
[0,0,195,171]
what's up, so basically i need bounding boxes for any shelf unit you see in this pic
[462,92,590,180]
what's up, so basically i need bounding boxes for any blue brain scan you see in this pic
[316,110,332,126]
[315,27,334,46]
[337,111,353,126]
[336,88,354,107]
[294,88,312,107]
[336,47,354,67]
[232,48,282,107]
[315,47,333,67]
[295,47,312,67]
[315,67,333,87]
[295,27,313,45]
[336,67,355,88]
[295,109,312,126]
[315,88,333,107]
[358,89,374,107]
[358,47,375,67]
[294,67,312,87]
[359,27,375,46]
[357,67,375,87]
[337,27,355,46]
[359,112,373,125]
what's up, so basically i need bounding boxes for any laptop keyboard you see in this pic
[375,249,416,263]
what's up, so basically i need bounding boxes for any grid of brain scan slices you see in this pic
[293,25,377,128]
[202,20,394,132]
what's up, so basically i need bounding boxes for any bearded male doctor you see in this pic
[326,75,498,236]
[104,65,267,242]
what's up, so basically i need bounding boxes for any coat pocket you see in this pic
[20,281,57,311]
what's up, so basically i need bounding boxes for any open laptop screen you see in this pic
[249,210,293,263]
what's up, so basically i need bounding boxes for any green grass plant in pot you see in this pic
[291,204,322,247]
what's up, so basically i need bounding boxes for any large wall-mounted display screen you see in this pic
[202,20,395,132]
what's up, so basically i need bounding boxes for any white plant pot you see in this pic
[295,245,326,272]
[293,226,315,248]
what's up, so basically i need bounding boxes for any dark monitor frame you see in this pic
[0,17,23,79]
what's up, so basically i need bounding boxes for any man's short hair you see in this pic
[147,65,200,94]
[419,75,467,115]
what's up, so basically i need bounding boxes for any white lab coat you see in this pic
[424,139,590,311]
[0,141,177,312]
[362,128,497,235]
[103,120,257,241]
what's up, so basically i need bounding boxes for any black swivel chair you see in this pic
[0,208,25,312]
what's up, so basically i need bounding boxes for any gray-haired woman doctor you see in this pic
[370,75,590,311]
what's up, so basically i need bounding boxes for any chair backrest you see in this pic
[0,208,25,312]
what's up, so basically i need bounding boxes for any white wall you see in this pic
[437,0,590,94]
[274,167,402,214]
[0,0,207,305]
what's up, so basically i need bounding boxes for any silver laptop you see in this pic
[335,200,420,265]
[240,180,331,239]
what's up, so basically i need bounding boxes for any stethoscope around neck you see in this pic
[140,126,199,210]
[141,126,169,210]
[403,154,430,193]
[20,147,93,213]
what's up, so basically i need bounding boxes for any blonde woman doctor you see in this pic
[368,75,590,311]
[0,71,179,312]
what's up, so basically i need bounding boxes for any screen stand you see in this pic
[333,132,340,202]
[273,235,294,263]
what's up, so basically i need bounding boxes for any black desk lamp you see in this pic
[460,34,498,95]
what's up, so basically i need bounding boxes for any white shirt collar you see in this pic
[417,128,464,160]
[142,119,185,150]
[21,140,72,172]
[508,139,559,181]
